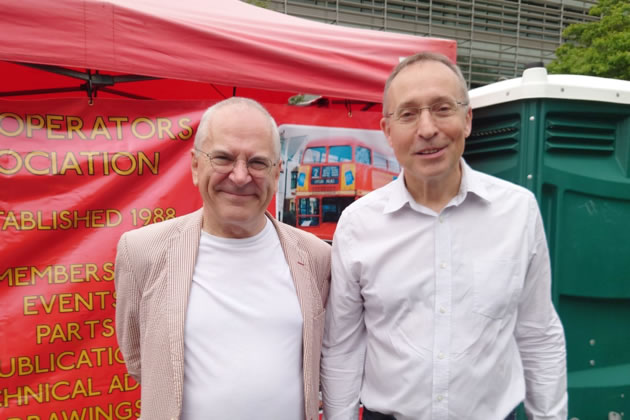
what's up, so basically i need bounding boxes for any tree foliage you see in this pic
[547,0,630,80]
[243,0,269,8]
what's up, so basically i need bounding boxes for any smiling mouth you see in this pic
[222,190,255,197]
[417,147,444,155]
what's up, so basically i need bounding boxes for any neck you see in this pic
[404,166,462,213]
[202,213,268,238]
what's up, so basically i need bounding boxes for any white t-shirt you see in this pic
[181,218,304,420]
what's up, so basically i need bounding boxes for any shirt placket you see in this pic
[432,211,452,420]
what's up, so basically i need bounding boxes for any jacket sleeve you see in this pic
[316,240,332,309]
[114,232,143,383]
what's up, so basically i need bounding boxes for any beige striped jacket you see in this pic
[114,209,331,420]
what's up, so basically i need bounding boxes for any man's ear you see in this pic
[380,117,393,148]
[273,158,283,184]
[464,105,473,138]
[277,158,283,174]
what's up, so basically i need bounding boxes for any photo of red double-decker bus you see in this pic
[277,125,399,242]
[291,135,399,241]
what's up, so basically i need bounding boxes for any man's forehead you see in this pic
[211,102,254,121]
[205,111,274,151]
[393,61,456,85]
[210,104,268,132]
[388,62,462,101]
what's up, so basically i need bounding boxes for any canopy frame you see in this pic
[0,61,157,102]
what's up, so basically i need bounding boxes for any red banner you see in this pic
[0,98,382,419]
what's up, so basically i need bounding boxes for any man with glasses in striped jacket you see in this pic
[115,97,330,420]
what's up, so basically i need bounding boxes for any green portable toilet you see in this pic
[466,68,630,420]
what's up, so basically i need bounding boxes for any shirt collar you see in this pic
[459,158,492,203]
[383,173,409,214]
[383,158,491,215]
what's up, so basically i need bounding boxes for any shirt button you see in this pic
[439,215,444,223]
[437,395,444,402]
[438,352,445,359]
[440,262,447,269]
[439,307,446,314]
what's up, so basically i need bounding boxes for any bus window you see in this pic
[374,152,388,169]
[356,146,371,165]
[387,158,400,173]
[298,197,319,226]
[290,170,298,189]
[303,147,326,163]
[328,145,352,163]
[322,197,355,223]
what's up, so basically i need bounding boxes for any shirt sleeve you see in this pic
[321,212,366,420]
[114,233,142,383]
[515,199,568,419]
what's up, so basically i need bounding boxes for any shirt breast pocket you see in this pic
[472,260,520,320]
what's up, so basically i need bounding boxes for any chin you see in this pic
[223,206,263,221]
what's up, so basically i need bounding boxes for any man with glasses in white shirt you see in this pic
[115,97,330,420]
[321,52,567,420]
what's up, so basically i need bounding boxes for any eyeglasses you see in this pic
[386,99,469,124]
[194,148,277,177]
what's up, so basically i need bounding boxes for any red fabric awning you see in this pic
[0,0,456,103]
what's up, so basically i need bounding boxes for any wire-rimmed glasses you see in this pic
[386,99,469,124]
[194,148,277,178]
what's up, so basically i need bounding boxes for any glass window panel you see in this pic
[356,146,372,164]
[328,145,353,162]
[299,198,319,215]
[374,152,388,169]
[322,197,355,223]
[388,158,400,173]
[303,147,326,163]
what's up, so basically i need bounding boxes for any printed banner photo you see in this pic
[0,98,385,419]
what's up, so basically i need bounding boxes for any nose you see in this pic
[415,108,439,139]
[228,159,252,185]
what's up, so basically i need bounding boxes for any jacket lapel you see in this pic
[270,214,315,320]
[166,209,203,411]
[270,214,320,418]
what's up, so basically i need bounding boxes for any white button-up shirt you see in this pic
[321,160,567,420]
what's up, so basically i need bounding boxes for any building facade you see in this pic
[268,0,599,88]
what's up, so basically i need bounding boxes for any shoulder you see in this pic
[342,180,395,218]
[273,219,331,306]
[274,219,331,256]
[333,181,396,241]
[471,168,537,203]
[468,168,541,233]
